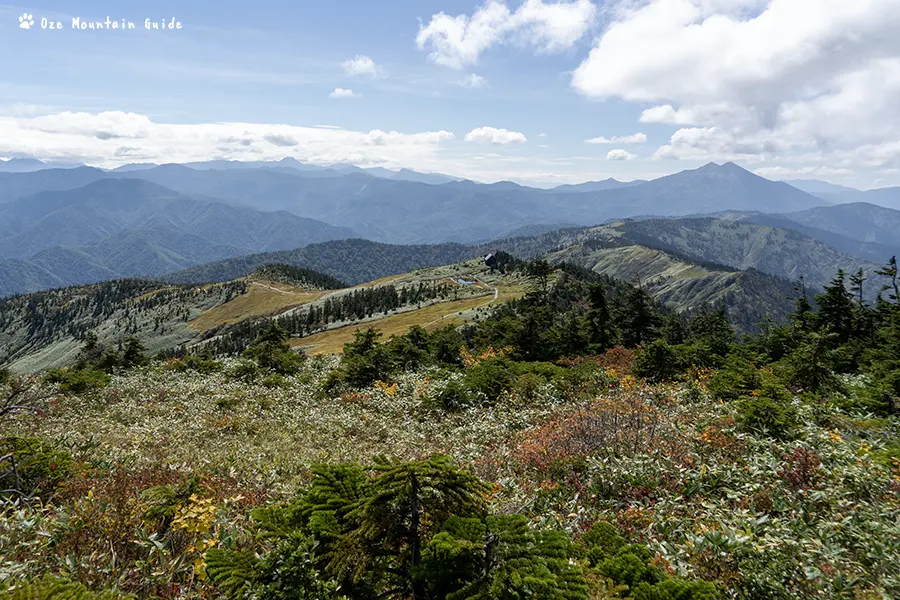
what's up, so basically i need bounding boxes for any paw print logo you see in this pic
[19,13,35,29]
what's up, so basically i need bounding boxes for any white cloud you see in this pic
[329,88,359,98]
[0,110,456,169]
[464,126,528,144]
[639,105,697,125]
[460,73,488,88]
[538,132,547,137]
[607,149,637,161]
[416,0,597,70]
[341,55,381,77]
[653,126,776,161]
[571,0,900,168]
[585,132,647,144]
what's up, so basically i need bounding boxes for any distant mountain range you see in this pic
[0,158,83,173]
[0,161,829,244]
[111,157,464,185]
[547,178,646,193]
[0,179,354,296]
[2,159,900,297]
[782,179,900,211]
[782,179,861,196]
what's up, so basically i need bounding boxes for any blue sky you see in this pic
[1,1,899,187]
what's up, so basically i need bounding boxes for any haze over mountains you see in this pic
[1,157,899,298]
[0,178,353,296]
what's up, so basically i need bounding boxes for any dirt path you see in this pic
[253,282,299,295]
[423,281,498,328]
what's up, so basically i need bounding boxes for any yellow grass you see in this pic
[350,273,406,288]
[292,284,526,355]
[190,281,326,331]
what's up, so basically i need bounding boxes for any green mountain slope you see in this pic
[0,263,347,372]
[164,238,481,286]
[546,243,799,331]
[782,202,900,249]
[618,217,877,292]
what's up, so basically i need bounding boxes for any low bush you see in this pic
[1,436,75,499]
[633,340,681,382]
[737,393,799,440]
[44,367,111,394]
[581,521,719,599]
[167,354,222,374]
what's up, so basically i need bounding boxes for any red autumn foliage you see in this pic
[513,394,663,475]
[779,447,822,491]
[556,346,636,376]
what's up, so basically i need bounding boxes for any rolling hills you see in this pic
[0,257,523,371]
[8,207,881,371]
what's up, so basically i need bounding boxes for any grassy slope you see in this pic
[189,281,326,332]
[12,362,898,597]
[292,283,524,355]
[549,244,799,330]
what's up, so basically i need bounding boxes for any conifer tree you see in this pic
[422,514,590,600]
[346,455,488,599]
[584,282,612,353]
[875,256,899,303]
[242,321,304,375]
[814,270,856,344]
[619,286,659,347]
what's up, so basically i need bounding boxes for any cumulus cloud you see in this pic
[585,132,647,144]
[416,0,597,69]
[464,126,528,144]
[607,149,637,161]
[329,88,358,98]
[571,0,900,167]
[460,73,488,88]
[0,110,456,169]
[653,126,779,161]
[342,55,381,77]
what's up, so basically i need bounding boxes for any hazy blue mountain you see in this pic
[111,163,159,172]
[0,166,108,202]
[0,179,356,296]
[782,203,900,251]
[111,159,463,185]
[101,161,826,244]
[492,223,580,240]
[713,210,899,264]
[803,187,900,210]
[363,167,462,185]
[0,158,84,172]
[783,179,860,196]
[0,160,832,247]
[600,162,825,216]
[854,187,900,211]
[549,178,645,192]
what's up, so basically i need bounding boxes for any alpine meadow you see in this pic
[2,1,900,599]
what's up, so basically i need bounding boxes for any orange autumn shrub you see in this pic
[514,394,664,476]
[556,347,635,377]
